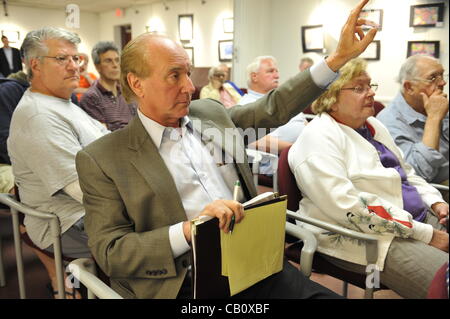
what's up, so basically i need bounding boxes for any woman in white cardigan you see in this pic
[288,58,448,299]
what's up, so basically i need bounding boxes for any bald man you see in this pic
[76,0,377,299]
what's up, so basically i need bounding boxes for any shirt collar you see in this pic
[330,113,376,137]
[137,109,191,149]
[247,89,265,99]
[394,93,427,125]
[95,80,122,96]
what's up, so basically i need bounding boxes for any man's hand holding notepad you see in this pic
[220,192,287,296]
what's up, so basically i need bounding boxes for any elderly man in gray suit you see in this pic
[76,0,377,299]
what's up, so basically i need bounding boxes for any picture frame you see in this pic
[184,46,194,66]
[218,40,233,62]
[410,3,445,27]
[301,25,324,53]
[1,30,20,43]
[407,41,440,58]
[359,40,380,61]
[223,18,234,33]
[359,9,383,31]
[178,14,193,42]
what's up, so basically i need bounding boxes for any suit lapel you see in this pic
[127,117,187,222]
[190,116,257,198]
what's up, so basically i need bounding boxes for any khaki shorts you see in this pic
[0,164,14,193]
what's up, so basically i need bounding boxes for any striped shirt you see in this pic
[80,80,137,131]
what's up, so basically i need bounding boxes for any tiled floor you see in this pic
[1,206,403,299]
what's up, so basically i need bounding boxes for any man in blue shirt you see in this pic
[377,55,448,184]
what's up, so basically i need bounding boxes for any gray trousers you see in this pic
[322,212,448,299]
[45,217,90,259]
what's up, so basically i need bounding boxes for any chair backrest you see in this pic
[277,145,301,212]
[373,101,385,116]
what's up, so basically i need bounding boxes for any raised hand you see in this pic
[326,0,378,71]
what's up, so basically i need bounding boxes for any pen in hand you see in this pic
[230,180,241,234]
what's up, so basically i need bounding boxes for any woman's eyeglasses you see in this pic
[341,83,378,94]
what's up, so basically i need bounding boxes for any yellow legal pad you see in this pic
[220,198,286,295]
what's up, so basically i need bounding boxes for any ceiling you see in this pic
[6,0,174,13]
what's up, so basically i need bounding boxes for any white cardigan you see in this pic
[288,113,443,270]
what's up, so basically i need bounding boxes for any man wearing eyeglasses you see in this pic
[7,27,109,297]
[80,41,136,131]
[377,55,449,186]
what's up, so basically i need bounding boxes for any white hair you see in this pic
[246,56,277,87]
[22,27,80,79]
[398,54,439,93]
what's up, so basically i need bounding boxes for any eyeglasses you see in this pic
[39,54,85,66]
[341,83,378,94]
[213,73,226,78]
[413,73,448,84]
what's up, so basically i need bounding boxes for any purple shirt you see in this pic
[356,125,428,222]
[80,80,136,131]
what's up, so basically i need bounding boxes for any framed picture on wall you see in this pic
[359,9,383,30]
[410,3,445,27]
[359,40,380,61]
[184,46,194,66]
[301,25,324,53]
[1,30,20,43]
[178,14,194,41]
[223,18,234,33]
[218,40,233,62]
[407,41,440,58]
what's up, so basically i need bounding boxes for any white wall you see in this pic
[234,0,449,103]
[98,0,234,67]
[0,5,100,74]
[2,0,448,100]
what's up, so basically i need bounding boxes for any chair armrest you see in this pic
[0,193,55,220]
[430,183,449,192]
[287,210,379,265]
[68,258,123,299]
[285,221,317,277]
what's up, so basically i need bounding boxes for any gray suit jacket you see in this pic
[75,70,325,299]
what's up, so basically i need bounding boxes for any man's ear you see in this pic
[127,72,143,98]
[403,81,414,95]
[30,57,41,76]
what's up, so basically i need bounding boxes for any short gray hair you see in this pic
[91,41,119,65]
[21,27,80,79]
[397,54,438,93]
[246,56,276,86]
